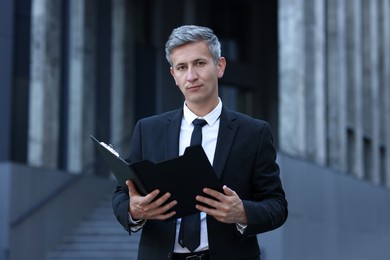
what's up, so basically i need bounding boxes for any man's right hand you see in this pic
[126,180,177,221]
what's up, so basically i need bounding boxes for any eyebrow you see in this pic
[174,58,208,67]
[194,58,207,63]
[174,63,185,69]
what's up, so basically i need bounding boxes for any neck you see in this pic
[186,98,219,117]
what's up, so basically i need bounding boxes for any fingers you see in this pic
[130,197,176,220]
[137,196,177,220]
[195,186,245,224]
[126,180,160,202]
[146,199,177,220]
[126,180,177,220]
[197,185,235,203]
[195,187,226,214]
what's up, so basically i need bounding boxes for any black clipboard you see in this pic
[90,135,223,220]
[90,135,147,194]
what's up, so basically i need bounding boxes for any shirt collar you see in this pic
[183,98,222,127]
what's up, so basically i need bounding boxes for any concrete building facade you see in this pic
[1,0,390,259]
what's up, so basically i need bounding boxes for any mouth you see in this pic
[187,85,202,90]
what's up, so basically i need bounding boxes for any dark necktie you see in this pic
[178,118,207,252]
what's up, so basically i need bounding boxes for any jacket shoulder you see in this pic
[223,107,269,127]
[137,108,182,125]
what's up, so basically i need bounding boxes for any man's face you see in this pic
[170,41,226,108]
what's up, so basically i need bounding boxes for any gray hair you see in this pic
[165,25,221,65]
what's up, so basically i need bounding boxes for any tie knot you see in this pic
[193,118,207,127]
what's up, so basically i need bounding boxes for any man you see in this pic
[112,25,287,260]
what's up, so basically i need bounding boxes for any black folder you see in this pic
[90,135,223,220]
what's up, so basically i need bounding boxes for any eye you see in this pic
[196,61,206,66]
[176,65,186,71]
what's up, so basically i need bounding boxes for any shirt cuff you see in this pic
[128,213,146,232]
[235,222,247,234]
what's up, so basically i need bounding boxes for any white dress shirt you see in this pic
[173,99,222,253]
[128,98,246,248]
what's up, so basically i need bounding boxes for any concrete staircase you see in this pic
[44,196,141,260]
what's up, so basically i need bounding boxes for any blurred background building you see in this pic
[1,0,390,259]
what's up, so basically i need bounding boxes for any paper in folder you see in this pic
[90,135,223,220]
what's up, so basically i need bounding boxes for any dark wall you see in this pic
[0,0,15,162]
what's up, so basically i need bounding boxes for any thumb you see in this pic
[222,185,236,196]
[126,180,139,196]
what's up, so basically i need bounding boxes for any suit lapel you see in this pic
[213,107,237,179]
[164,108,183,160]
[162,107,237,179]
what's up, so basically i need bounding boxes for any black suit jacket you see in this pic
[112,106,287,260]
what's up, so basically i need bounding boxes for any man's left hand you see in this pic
[195,185,247,224]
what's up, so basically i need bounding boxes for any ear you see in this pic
[217,57,226,78]
[170,67,178,85]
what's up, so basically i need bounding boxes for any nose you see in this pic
[186,67,198,82]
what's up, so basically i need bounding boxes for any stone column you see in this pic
[346,0,364,178]
[304,0,326,165]
[110,0,135,156]
[279,0,327,163]
[362,0,381,183]
[66,0,96,173]
[28,0,62,168]
[278,0,306,157]
[326,0,347,171]
[381,0,390,188]
[369,0,381,184]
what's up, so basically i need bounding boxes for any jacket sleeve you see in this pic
[112,185,131,234]
[242,122,288,237]
[112,120,144,234]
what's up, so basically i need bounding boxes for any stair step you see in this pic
[61,234,139,243]
[71,227,129,235]
[44,196,141,260]
[45,250,133,258]
[54,242,139,250]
